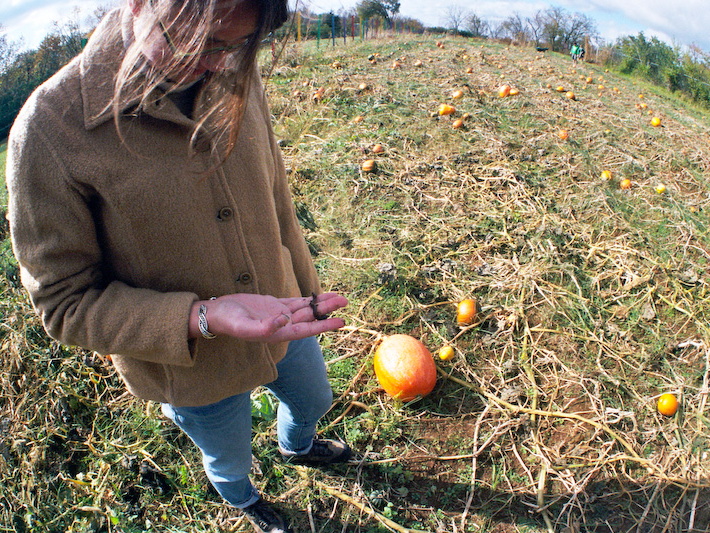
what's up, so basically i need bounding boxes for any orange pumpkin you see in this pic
[373,334,437,401]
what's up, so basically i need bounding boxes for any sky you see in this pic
[2,0,710,54]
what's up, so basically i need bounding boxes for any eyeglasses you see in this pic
[157,19,253,59]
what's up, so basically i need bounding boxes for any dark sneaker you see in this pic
[242,498,293,533]
[281,438,352,465]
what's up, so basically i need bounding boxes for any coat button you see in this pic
[217,207,233,220]
[238,272,253,284]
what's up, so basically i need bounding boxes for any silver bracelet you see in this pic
[198,303,216,339]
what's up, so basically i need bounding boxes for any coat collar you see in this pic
[80,9,133,130]
[80,8,195,131]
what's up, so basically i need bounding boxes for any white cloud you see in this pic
[585,0,710,50]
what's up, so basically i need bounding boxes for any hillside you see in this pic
[1,35,710,532]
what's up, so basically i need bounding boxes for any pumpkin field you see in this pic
[2,33,710,532]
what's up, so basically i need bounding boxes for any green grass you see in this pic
[2,35,710,532]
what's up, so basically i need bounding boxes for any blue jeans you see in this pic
[161,336,333,508]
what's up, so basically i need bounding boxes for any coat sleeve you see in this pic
[6,98,199,367]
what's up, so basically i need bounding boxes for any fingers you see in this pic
[296,294,348,323]
[281,293,348,322]
[214,292,348,343]
[269,316,346,343]
[273,312,292,329]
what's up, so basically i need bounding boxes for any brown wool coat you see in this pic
[6,10,321,407]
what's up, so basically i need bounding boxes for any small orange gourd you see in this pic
[438,346,455,361]
[438,104,456,116]
[657,393,679,416]
[361,159,377,172]
[456,299,478,326]
[373,334,437,401]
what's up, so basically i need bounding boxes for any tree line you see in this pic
[609,34,710,107]
[2,2,710,140]
[442,5,597,52]
[0,7,109,138]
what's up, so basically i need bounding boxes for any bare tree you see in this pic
[443,4,469,35]
[488,20,508,40]
[563,11,597,50]
[539,7,565,51]
[500,12,528,44]
[538,7,597,52]
[465,13,489,38]
[526,11,546,48]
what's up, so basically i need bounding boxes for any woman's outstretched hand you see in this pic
[190,292,348,343]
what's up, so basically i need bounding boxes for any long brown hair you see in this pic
[113,0,288,159]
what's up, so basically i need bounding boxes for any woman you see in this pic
[6,0,350,531]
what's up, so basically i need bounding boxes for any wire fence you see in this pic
[290,11,423,47]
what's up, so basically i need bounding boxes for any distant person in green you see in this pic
[570,43,581,64]
[6,1,352,532]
